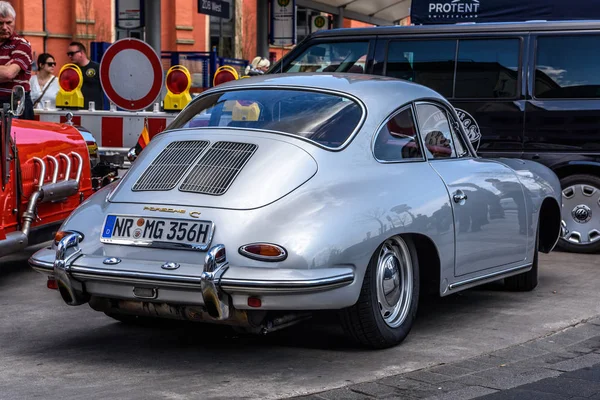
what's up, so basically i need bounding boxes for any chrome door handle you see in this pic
[453,191,467,203]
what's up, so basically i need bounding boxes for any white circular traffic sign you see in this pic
[100,38,164,111]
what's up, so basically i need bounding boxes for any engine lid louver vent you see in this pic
[179,141,258,196]
[132,140,210,191]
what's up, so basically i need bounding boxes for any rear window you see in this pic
[283,41,369,74]
[171,89,364,148]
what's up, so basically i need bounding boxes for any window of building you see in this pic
[416,103,458,159]
[535,35,600,99]
[385,40,456,97]
[455,39,519,99]
[373,106,423,162]
[284,41,369,73]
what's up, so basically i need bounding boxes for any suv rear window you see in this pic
[171,89,364,149]
[283,41,369,73]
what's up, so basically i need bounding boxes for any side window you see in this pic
[535,35,600,99]
[385,40,456,98]
[284,42,369,73]
[455,39,520,99]
[416,103,457,159]
[373,107,423,162]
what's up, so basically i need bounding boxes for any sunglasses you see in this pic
[66,50,81,57]
[45,62,56,66]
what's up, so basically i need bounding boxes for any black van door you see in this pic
[373,34,527,157]
[524,32,600,251]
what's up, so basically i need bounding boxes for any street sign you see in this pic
[99,38,164,111]
[271,0,296,46]
[198,0,230,19]
[116,0,144,29]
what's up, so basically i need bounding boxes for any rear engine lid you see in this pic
[108,131,318,210]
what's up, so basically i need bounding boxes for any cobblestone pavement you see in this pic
[292,318,600,400]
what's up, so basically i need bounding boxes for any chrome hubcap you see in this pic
[376,237,413,328]
[562,184,600,245]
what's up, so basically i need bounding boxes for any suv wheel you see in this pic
[558,174,600,253]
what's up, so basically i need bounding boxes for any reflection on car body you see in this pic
[30,74,562,348]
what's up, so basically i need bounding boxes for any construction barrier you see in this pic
[34,106,178,154]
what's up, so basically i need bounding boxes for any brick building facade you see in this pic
[10,0,372,71]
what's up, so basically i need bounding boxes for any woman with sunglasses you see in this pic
[30,53,59,110]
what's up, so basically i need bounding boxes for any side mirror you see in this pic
[11,85,25,117]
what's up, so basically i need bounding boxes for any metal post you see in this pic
[145,0,161,56]
[256,0,269,58]
[334,7,344,29]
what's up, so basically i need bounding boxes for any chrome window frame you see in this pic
[169,85,367,152]
[371,103,426,164]
[414,99,476,161]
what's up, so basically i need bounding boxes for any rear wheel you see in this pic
[340,236,419,349]
[558,174,600,253]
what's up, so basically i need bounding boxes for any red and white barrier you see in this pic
[34,109,178,150]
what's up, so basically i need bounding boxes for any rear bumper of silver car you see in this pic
[29,235,357,315]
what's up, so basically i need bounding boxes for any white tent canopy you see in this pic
[297,0,411,26]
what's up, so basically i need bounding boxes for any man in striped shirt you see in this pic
[0,1,33,120]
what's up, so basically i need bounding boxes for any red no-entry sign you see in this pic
[100,38,164,111]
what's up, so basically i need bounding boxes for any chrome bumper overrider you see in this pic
[29,235,355,318]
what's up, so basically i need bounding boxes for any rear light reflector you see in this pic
[47,278,58,290]
[238,243,287,262]
[247,297,262,308]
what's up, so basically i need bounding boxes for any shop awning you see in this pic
[297,0,411,25]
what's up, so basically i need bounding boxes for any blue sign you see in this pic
[410,0,599,25]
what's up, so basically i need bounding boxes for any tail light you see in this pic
[238,243,287,262]
[54,230,84,245]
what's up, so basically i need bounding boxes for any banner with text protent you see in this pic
[410,0,599,25]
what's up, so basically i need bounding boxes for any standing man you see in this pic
[0,1,34,120]
[67,41,104,110]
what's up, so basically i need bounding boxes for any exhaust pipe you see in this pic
[0,153,83,257]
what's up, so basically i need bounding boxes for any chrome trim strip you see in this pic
[448,263,531,291]
[66,265,354,293]
[220,273,355,293]
[29,257,54,272]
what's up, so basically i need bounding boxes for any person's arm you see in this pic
[0,62,21,82]
[0,39,32,83]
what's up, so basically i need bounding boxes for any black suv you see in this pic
[271,20,600,253]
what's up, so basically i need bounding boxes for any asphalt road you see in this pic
[1,245,598,400]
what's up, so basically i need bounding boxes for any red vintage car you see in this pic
[0,91,95,257]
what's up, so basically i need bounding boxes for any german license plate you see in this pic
[100,215,214,251]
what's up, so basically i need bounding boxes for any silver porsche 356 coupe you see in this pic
[30,74,562,348]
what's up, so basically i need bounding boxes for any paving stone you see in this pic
[518,376,600,398]
[403,370,452,384]
[348,382,399,398]
[542,353,600,372]
[453,365,561,390]
[292,396,329,400]
[546,329,594,347]
[488,345,549,364]
[377,376,428,390]
[562,363,600,381]
[428,365,474,378]
[450,359,496,373]
[522,338,570,353]
[317,388,372,400]
[475,388,568,400]
[421,386,497,400]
